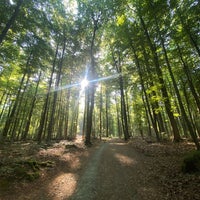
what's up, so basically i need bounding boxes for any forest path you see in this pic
[70,139,159,200]
[1,138,197,200]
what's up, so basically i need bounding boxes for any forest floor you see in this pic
[0,136,200,200]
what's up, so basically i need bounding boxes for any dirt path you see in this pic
[70,139,162,200]
[1,138,199,200]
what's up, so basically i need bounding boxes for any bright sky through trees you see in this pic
[63,0,78,15]
[0,0,199,149]
[81,78,89,90]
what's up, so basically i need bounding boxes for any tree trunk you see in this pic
[85,19,98,146]
[47,39,66,142]
[0,0,23,45]
[85,84,95,145]
[99,84,103,140]
[119,74,130,140]
[125,89,132,136]
[140,40,166,138]
[22,71,41,140]
[177,11,200,57]
[115,93,122,138]
[177,44,200,113]
[0,93,9,122]
[139,15,181,142]
[2,72,26,140]
[111,50,129,140]
[10,74,30,140]
[64,88,71,139]
[155,19,200,149]
[105,89,109,137]
[130,41,160,141]
[37,43,59,143]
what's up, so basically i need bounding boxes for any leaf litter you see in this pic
[0,136,200,200]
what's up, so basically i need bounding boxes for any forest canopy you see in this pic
[0,0,200,149]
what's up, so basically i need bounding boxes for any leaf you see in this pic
[116,14,126,26]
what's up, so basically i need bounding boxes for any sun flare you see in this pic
[81,78,89,90]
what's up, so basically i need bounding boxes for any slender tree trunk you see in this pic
[70,93,79,138]
[85,86,94,145]
[177,44,200,113]
[142,93,152,137]
[10,74,30,140]
[47,39,66,142]
[115,93,122,138]
[0,93,9,121]
[177,11,200,57]
[2,51,33,140]
[64,88,71,139]
[119,74,130,140]
[125,89,132,136]
[85,18,98,146]
[16,96,29,140]
[37,44,59,143]
[105,89,109,137]
[22,71,41,140]
[57,89,65,140]
[140,41,166,138]
[139,15,181,142]
[82,93,87,139]
[155,19,200,149]
[130,42,160,141]
[2,72,26,140]
[111,50,129,140]
[99,84,103,140]
[0,0,23,45]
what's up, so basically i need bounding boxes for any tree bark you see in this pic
[37,43,59,143]
[105,89,109,137]
[85,18,98,146]
[130,41,160,141]
[112,50,130,140]
[47,39,66,142]
[0,0,23,45]
[177,44,200,113]
[154,18,200,149]
[99,84,103,140]
[139,15,181,142]
[22,71,41,140]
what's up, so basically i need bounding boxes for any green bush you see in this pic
[182,150,200,174]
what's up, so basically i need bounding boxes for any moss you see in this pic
[0,179,10,191]
[18,160,40,171]
[182,150,200,174]
[13,165,40,181]
[0,159,54,182]
[25,172,40,181]
[39,161,54,168]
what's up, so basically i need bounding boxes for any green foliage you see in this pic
[182,150,200,174]
[0,0,199,145]
[0,159,54,182]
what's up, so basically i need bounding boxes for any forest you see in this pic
[0,0,200,199]
[1,0,200,148]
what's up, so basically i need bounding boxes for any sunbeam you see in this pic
[81,78,89,90]
[89,73,120,84]
[51,73,120,93]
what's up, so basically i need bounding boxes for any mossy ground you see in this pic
[182,150,200,174]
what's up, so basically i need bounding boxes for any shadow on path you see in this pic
[69,140,138,200]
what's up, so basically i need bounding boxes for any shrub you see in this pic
[182,150,200,174]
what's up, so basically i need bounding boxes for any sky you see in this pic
[63,0,78,15]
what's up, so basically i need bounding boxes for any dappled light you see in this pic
[47,173,77,200]
[0,0,199,199]
[114,153,137,166]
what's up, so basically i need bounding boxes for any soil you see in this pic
[0,136,200,200]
